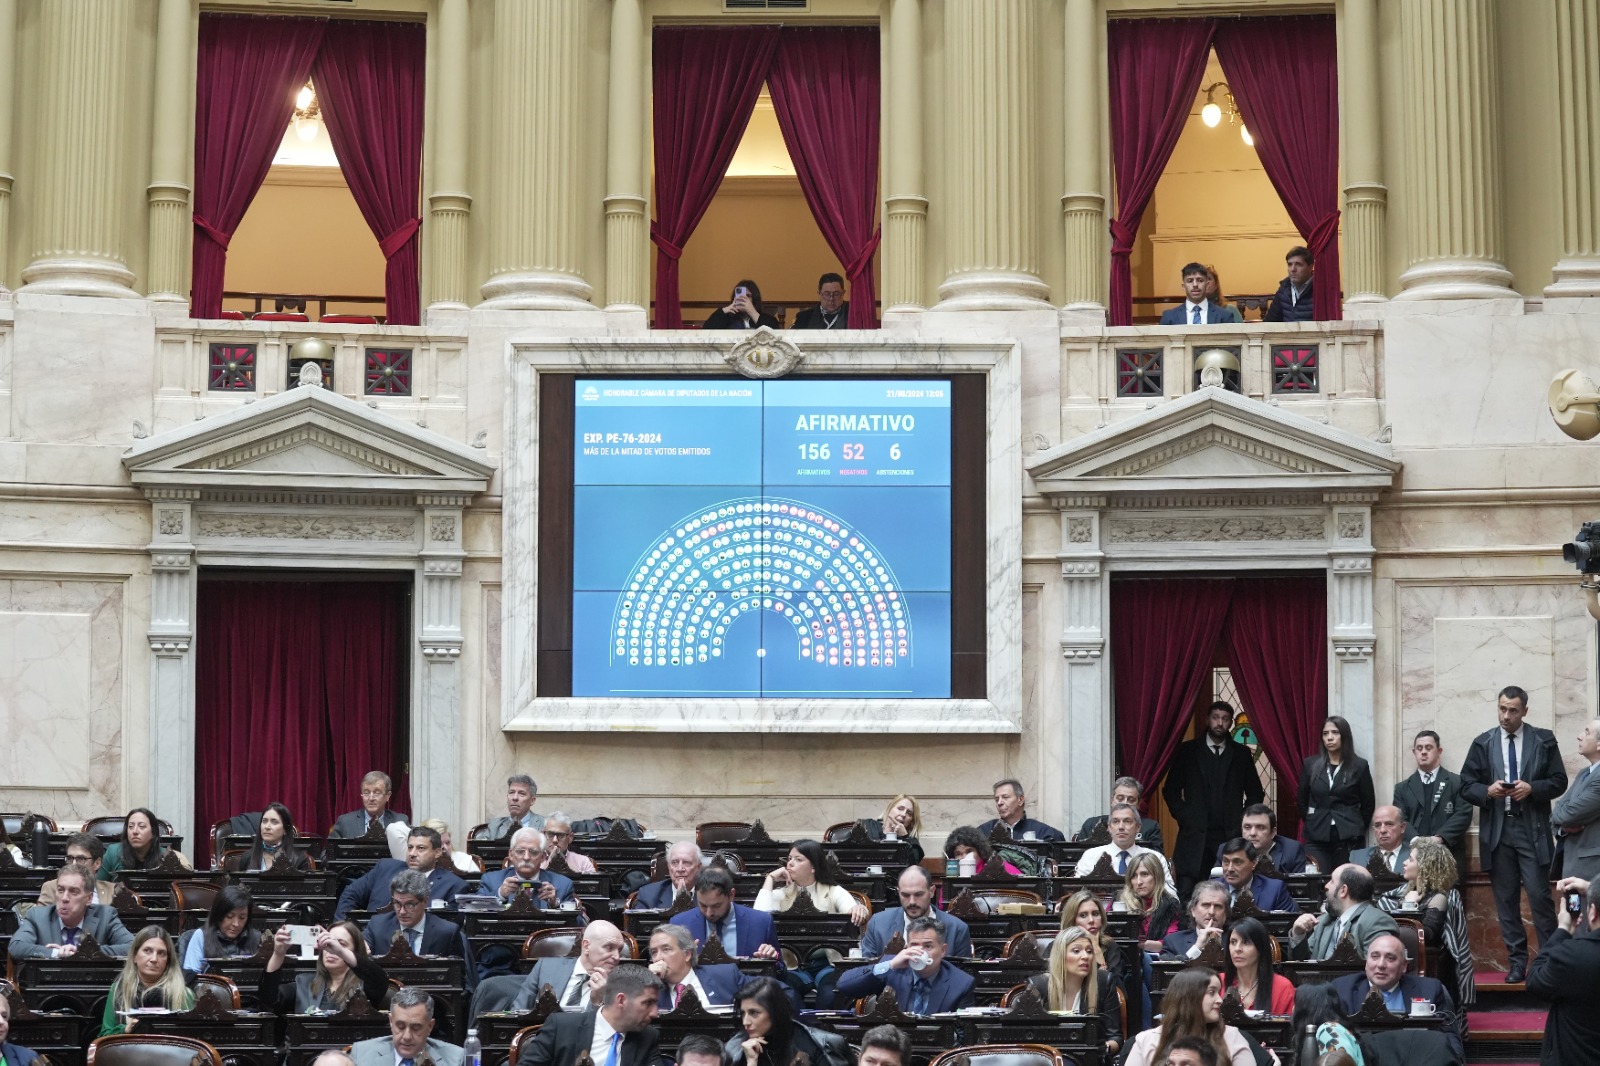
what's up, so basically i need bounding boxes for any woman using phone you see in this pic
[703,280,780,330]
[256,921,388,1013]
[1297,715,1376,872]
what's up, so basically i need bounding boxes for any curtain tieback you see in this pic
[844,228,882,280]
[1108,217,1139,257]
[1307,211,1341,255]
[649,222,684,260]
[379,218,421,260]
[193,214,231,251]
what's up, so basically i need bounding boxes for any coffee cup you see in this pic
[867,865,884,875]
[1409,999,1437,1017]
[1022,831,1038,841]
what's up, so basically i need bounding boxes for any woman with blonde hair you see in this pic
[1376,838,1474,1005]
[1057,888,1124,976]
[98,925,192,1036]
[1024,925,1122,1058]
[1119,851,1182,954]
[859,794,924,863]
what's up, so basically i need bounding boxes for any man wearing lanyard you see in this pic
[520,965,663,1066]
[1461,685,1568,984]
[790,273,849,330]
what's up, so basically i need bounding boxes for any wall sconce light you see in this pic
[292,80,321,142]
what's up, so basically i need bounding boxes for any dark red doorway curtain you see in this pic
[313,21,427,325]
[191,15,326,319]
[194,579,410,864]
[1214,17,1342,321]
[767,29,881,329]
[1105,19,1215,326]
[1223,574,1328,838]
[650,27,781,328]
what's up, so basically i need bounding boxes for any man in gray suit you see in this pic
[511,919,627,1011]
[1555,719,1600,897]
[351,986,461,1066]
[859,866,972,959]
[330,771,408,838]
[1288,864,1399,960]
[8,863,133,959]
[475,774,545,841]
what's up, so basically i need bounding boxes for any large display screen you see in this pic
[570,378,952,699]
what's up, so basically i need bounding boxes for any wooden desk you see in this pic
[462,907,581,966]
[370,944,470,1041]
[130,1000,279,1066]
[2,1005,87,1066]
[114,871,226,907]
[812,1011,963,1066]
[963,1010,1105,1066]
[285,994,391,1066]
[13,952,125,1014]
[227,870,340,921]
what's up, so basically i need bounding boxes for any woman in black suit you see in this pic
[1297,715,1375,872]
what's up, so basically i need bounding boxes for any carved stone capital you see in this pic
[1333,642,1375,659]
[1332,556,1373,572]
[424,558,464,576]
[1060,641,1104,661]
[1060,559,1101,578]
[151,552,192,570]
[421,643,463,662]
[149,637,191,657]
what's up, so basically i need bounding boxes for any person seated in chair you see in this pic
[1161,881,1231,961]
[521,965,662,1066]
[99,807,192,878]
[1289,864,1399,960]
[362,870,472,976]
[1217,803,1307,874]
[790,273,850,330]
[1329,932,1463,1060]
[648,923,749,1010]
[703,280,780,330]
[477,828,579,910]
[834,916,976,1014]
[350,986,461,1066]
[36,834,115,909]
[258,920,389,1013]
[222,802,312,873]
[1159,262,1244,325]
[676,867,782,961]
[1076,804,1175,890]
[636,841,704,910]
[0,993,42,1066]
[511,919,626,1012]
[540,813,597,874]
[1217,839,1296,911]
[181,883,264,975]
[977,778,1065,841]
[336,825,467,919]
[329,771,407,838]
[1077,777,1165,852]
[96,925,193,1037]
[1350,806,1412,875]
[1023,926,1123,1059]
[9,862,133,959]
[859,866,972,959]
[475,773,545,840]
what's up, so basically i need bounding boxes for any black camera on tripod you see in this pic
[1562,522,1600,574]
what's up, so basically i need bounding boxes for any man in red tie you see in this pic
[647,924,748,1010]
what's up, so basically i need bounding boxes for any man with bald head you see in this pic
[1351,806,1411,874]
[637,842,702,910]
[1330,932,1462,1059]
[859,866,971,959]
[1288,864,1399,960]
[512,919,627,1011]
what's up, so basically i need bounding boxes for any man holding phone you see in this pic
[478,828,579,912]
[1527,875,1600,1065]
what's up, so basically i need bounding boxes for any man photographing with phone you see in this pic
[1526,875,1600,1065]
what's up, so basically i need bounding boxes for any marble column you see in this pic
[1060,0,1106,316]
[882,0,927,314]
[427,0,472,311]
[479,0,594,310]
[146,0,195,303]
[146,492,199,852]
[19,0,139,297]
[1340,0,1387,304]
[603,0,648,314]
[0,0,15,291]
[935,0,1051,309]
[1546,0,1600,297]
[1328,498,1376,748]
[1057,502,1111,823]
[1394,0,1517,300]
[413,494,468,833]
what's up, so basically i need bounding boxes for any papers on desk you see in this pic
[455,895,501,912]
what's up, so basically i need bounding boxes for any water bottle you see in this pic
[32,819,49,867]
[1297,1023,1319,1066]
[463,1028,482,1066]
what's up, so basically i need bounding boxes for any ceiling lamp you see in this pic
[1201,82,1230,128]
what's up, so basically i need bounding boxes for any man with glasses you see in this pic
[480,827,580,910]
[541,813,597,874]
[35,834,114,908]
[334,826,467,919]
[361,869,474,987]
[330,770,407,838]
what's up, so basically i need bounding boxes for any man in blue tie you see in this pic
[1159,263,1244,326]
[520,965,663,1066]
[350,986,462,1066]
[835,917,976,1014]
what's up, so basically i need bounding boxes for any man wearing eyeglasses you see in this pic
[361,869,475,988]
[541,813,597,874]
[479,828,580,912]
[35,833,116,909]
[330,770,408,838]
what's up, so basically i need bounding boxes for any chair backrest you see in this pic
[82,816,127,840]
[171,881,221,914]
[847,889,874,915]
[928,1044,1065,1066]
[1003,931,1056,959]
[88,1033,223,1066]
[1391,914,1426,975]
[1,813,57,837]
[509,1024,542,1066]
[195,973,240,1010]
[964,888,1044,913]
[695,823,753,848]
[523,928,581,959]
[823,821,859,843]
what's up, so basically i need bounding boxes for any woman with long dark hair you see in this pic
[942,826,1024,876]
[1121,968,1266,1066]
[1290,982,1365,1065]
[224,802,312,873]
[180,884,263,975]
[722,976,849,1066]
[1297,715,1376,871]
[100,808,191,878]
[1220,917,1296,1015]
[703,280,781,330]
[256,920,387,1013]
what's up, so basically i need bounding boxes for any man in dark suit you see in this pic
[647,923,748,1010]
[1217,839,1296,911]
[519,964,662,1066]
[1460,684,1569,983]
[1330,933,1463,1061]
[1163,702,1265,898]
[329,771,407,838]
[859,866,972,959]
[1160,881,1230,960]
[1553,718,1600,892]
[790,272,849,330]
[1220,803,1307,874]
[977,778,1064,841]
[1394,730,1472,873]
[8,863,133,959]
[1159,262,1244,325]
[675,867,781,960]
[835,916,976,1014]
[334,826,467,919]
[635,841,703,910]
[1351,806,1412,875]
[511,920,627,1011]
[1076,776,1164,853]
[361,870,474,987]
[1527,875,1600,1066]
[478,828,579,911]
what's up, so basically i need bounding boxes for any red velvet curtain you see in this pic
[313,21,427,325]
[1111,577,1235,806]
[768,29,881,329]
[1224,574,1328,838]
[1215,17,1342,321]
[1106,19,1215,326]
[191,15,326,319]
[650,26,782,328]
[194,580,409,863]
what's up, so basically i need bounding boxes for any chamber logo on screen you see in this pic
[612,497,911,669]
